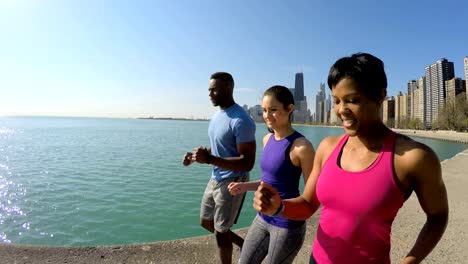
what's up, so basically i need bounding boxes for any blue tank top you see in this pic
[259,131,305,229]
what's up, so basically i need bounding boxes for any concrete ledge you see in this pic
[0,218,318,264]
[1,149,467,264]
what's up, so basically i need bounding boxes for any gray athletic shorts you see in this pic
[200,173,249,233]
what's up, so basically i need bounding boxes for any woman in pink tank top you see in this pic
[253,53,449,264]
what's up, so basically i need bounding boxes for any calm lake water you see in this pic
[0,117,466,246]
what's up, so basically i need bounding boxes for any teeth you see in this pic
[342,119,354,126]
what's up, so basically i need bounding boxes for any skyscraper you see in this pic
[247,72,311,124]
[291,72,310,123]
[407,80,417,119]
[445,77,465,106]
[416,76,426,126]
[324,94,331,124]
[382,97,395,127]
[395,92,408,128]
[294,72,304,101]
[315,83,326,123]
[465,57,468,100]
[424,58,454,128]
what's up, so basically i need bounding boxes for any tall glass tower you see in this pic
[294,72,304,101]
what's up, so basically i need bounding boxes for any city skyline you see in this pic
[1,1,467,119]
[245,54,467,126]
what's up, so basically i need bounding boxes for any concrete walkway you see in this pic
[393,129,468,144]
[1,149,467,264]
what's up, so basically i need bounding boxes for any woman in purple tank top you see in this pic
[228,85,316,264]
[253,53,449,264]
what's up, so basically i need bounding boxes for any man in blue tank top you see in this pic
[182,72,256,264]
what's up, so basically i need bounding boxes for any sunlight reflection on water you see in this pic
[0,117,465,246]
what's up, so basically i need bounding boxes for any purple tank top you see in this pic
[259,131,305,229]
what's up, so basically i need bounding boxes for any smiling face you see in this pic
[262,94,292,131]
[332,77,382,136]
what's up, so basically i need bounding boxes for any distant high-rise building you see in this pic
[395,92,408,128]
[411,87,418,120]
[294,73,305,101]
[315,83,326,123]
[248,105,263,123]
[323,95,331,125]
[424,58,455,128]
[330,108,339,125]
[290,72,311,123]
[464,57,468,100]
[318,101,325,124]
[382,97,395,128]
[416,76,426,126]
[445,77,465,106]
[293,100,310,123]
[407,80,418,119]
[243,72,313,124]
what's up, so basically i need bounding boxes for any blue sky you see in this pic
[1,0,467,119]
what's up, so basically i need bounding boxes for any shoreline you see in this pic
[392,128,468,144]
[1,148,467,263]
[293,123,468,144]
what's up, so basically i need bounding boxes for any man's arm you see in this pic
[207,141,256,171]
[191,141,256,171]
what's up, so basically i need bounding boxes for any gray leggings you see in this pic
[238,215,306,264]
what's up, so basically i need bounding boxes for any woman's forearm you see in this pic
[281,196,320,220]
[242,181,261,192]
[400,212,448,264]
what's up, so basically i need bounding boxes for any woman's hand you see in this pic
[228,182,245,196]
[253,181,282,216]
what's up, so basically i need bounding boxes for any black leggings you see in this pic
[309,254,318,264]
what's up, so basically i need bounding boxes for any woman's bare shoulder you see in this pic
[394,133,437,159]
[319,135,344,149]
[262,133,272,146]
[292,135,313,148]
[314,134,344,161]
[394,133,440,174]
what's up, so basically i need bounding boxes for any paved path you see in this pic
[1,149,467,264]
[390,148,468,264]
[393,129,468,144]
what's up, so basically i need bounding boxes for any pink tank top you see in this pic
[314,131,405,264]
